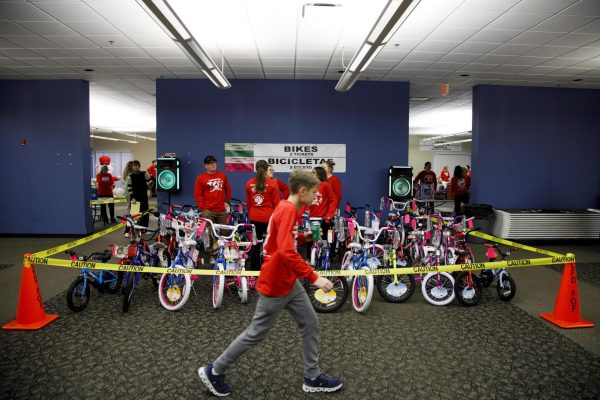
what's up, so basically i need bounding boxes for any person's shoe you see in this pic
[198,364,232,397]
[302,374,343,393]
[111,219,117,224]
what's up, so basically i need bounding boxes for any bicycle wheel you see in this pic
[421,272,455,306]
[376,273,416,303]
[66,276,90,312]
[100,271,123,293]
[496,273,516,301]
[122,273,135,312]
[158,270,192,311]
[454,272,483,307]
[351,268,374,313]
[304,276,348,313]
[212,263,225,309]
[239,276,248,304]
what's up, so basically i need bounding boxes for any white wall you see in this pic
[91,137,157,172]
[408,135,472,177]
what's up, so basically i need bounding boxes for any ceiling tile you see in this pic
[532,15,597,33]
[86,35,137,48]
[127,34,175,48]
[45,35,97,49]
[426,62,463,71]
[155,57,193,67]
[508,55,550,66]
[560,0,600,17]
[487,12,551,31]
[0,20,33,35]
[467,29,523,43]
[441,9,504,29]
[458,63,496,72]
[546,33,600,47]
[0,48,41,58]
[559,46,600,58]
[524,45,576,57]
[143,47,184,58]
[264,73,294,79]
[20,58,60,67]
[490,43,537,55]
[459,0,521,12]
[403,51,444,62]
[508,31,563,45]
[17,21,77,35]
[489,64,530,73]
[122,57,161,67]
[574,19,600,34]
[538,57,584,67]
[72,48,113,57]
[5,35,59,49]
[474,54,515,63]
[414,41,461,53]
[261,57,295,67]
[53,57,93,67]
[511,0,579,14]
[33,2,104,22]
[84,57,128,67]
[439,52,482,63]
[30,48,75,58]
[425,27,479,42]
[571,58,600,68]
[107,47,148,58]
[62,20,120,36]
[0,2,55,21]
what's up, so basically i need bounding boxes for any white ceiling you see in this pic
[1,0,600,136]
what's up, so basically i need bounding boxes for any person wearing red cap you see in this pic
[194,155,231,261]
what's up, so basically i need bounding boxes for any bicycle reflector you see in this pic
[157,157,181,192]
[388,166,413,201]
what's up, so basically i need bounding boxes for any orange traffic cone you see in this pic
[540,257,594,329]
[3,254,59,330]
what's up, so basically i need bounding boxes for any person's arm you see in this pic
[271,180,281,207]
[279,179,289,199]
[277,211,319,283]
[223,174,232,202]
[325,183,337,218]
[193,175,204,210]
[126,175,133,202]
[245,181,252,216]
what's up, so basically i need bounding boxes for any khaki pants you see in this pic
[202,210,228,257]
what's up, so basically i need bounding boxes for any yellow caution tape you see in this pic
[90,198,127,205]
[466,230,564,257]
[31,209,154,258]
[26,254,575,277]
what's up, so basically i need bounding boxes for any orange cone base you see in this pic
[540,312,594,329]
[2,313,59,330]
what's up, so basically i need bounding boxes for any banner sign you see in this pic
[419,140,462,152]
[225,143,346,172]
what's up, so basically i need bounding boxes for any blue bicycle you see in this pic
[66,249,120,312]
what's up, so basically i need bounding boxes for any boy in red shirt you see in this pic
[194,155,231,260]
[199,170,343,397]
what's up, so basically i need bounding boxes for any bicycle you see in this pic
[304,217,349,313]
[200,217,256,309]
[479,243,517,301]
[65,249,120,312]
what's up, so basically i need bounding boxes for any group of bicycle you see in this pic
[64,195,516,315]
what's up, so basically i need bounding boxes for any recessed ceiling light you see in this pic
[460,74,469,77]
[410,97,430,102]
[573,78,582,82]
[85,68,94,72]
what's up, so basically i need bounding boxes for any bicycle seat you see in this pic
[184,239,197,246]
[347,243,362,250]
[89,249,112,263]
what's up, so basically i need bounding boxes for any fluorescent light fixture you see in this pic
[91,134,138,144]
[420,131,471,142]
[336,0,420,92]
[92,127,156,142]
[439,138,472,145]
[136,0,231,89]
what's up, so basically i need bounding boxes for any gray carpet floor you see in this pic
[1,275,599,400]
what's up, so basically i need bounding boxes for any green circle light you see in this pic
[392,178,411,197]
[158,170,176,190]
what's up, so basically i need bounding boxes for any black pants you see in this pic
[138,197,149,227]
[100,203,115,223]
[249,221,268,271]
[454,193,470,214]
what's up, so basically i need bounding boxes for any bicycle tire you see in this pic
[497,273,516,301]
[304,276,349,313]
[376,273,416,303]
[421,272,455,306]
[102,271,121,294]
[212,263,225,309]
[158,270,191,311]
[454,271,483,307]
[66,276,90,312]
[122,273,135,312]
[239,277,248,304]
[351,267,374,313]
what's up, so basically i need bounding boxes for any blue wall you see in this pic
[0,80,92,235]
[156,79,409,211]
[472,84,600,209]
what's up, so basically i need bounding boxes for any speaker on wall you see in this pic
[388,166,413,201]
[157,157,181,192]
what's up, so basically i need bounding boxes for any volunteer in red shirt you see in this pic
[198,169,342,397]
[450,165,471,214]
[267,164,289,199]
[96,165,118,224]
[245,160,280,271]
[147,160,157,197]
[310,166,337,239]
[414,161,437,212]
[321,160,341,210]
[440,165,450,184]
[194,155,231,259]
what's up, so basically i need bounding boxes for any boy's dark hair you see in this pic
[313,166,327,182]
[288,170,319,194]
[132,160,141,167]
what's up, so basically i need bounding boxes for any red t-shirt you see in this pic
[246,177,281,223]
[327,175,342,207]
[450,176,470,195]
[147,164,157,178]
[309,181,337,220]
[275,178,289,199]
[440,169,450,182]
[414,169,437,189]
[96,173,115,197]
[194,171,231,212]
[256,200,318,297]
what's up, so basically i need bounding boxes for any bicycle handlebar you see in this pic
[199,217,256,242]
